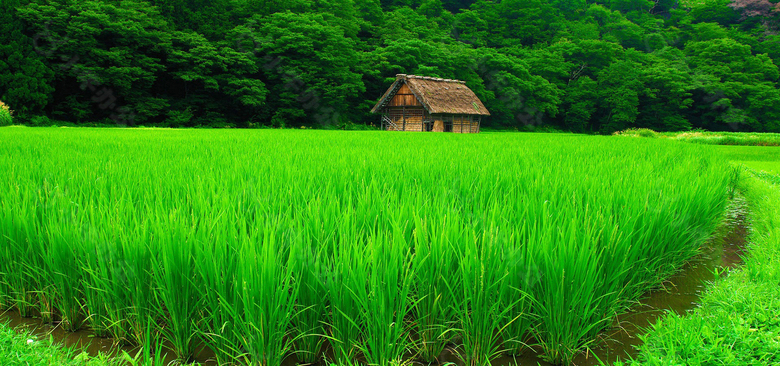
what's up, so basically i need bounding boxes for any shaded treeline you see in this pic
[1,0,780,132]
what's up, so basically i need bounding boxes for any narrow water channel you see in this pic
[0,196,750,366]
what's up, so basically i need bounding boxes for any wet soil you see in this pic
[0,196,750,366]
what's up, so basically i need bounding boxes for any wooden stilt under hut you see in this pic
[371,74,490,133]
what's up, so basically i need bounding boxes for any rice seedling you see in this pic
[152,210,201,362]
[0,128,732,366]
[194,213,242,365]
[410,213,460,363]
[290,237,329,364]
[449,223,520,366]
[230,222,299,366]
[326,225,369,365]
[357,226,415,366]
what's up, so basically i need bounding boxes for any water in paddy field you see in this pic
[0,309,221,365]
[0,196,750,366]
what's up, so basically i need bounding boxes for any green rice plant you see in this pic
[0,129,732,366]
[290,238,329,364]
[0,189,45,319]
[229,223,299,366]
[500,233,539,357]
[85,210,153,346]
[356,225,415,366]
[533,217,610,365]
[194,214,242,365]
[326,224,369,365]
[90,237,133,343]
[449,224,519,366]
[35,270,56,325]
[122,233,157,348]
[120,316,168,366]
[152,210,201,362]
[80,236,111,338]
[43,215,87,331]
[410,214,460,363]
[0,185,29,313]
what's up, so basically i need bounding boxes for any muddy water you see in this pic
[0,197,750,366]
[0,309,221,365]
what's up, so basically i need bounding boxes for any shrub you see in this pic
[0,101,12,126]
[614,128,658,138]
[29,115,52,127]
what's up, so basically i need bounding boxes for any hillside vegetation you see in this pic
[1,0,780,132]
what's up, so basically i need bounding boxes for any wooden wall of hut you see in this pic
[438,115,476,133]
[382,110,480,133]
[385,107,427,131]
[388,84,421,107]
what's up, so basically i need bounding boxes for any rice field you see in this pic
[0,128,732,365]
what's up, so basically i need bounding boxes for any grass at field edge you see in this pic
[0,320,116,366]
[623,169,780,366]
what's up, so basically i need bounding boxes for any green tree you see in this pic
[0,0,54,119]
[637,48,696,131]
[238,12,365,127]
[474,50,562,129]
[17,0,173,124]
[597,60,645,133]
[562,76,598,132]
[166,31,267,127]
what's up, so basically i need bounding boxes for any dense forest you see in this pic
[1,0,780,132]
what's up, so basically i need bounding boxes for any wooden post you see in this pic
[402,106,406,131]
[460,115,463,133]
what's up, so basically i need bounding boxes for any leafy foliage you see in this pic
[0,100,12,126]
[3,0,780,131]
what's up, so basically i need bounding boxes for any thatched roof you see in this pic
[371,74,490,116]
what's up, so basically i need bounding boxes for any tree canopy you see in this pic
[2,0,780,132]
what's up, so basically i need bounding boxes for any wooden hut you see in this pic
[371,74,490,133]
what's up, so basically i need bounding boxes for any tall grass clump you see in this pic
[290,240,329,364]
[152,212,201,362]
[410,214,460,363]
[449,221,523,366]
[194,213,242,365]
[232,224,299,366]
[358,228,415,366]
[326,228,369,365]
[0,129,731,365]
[0,101,12,126]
